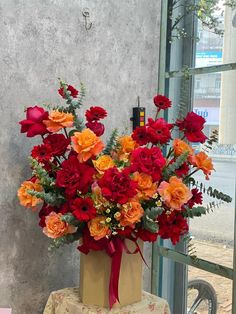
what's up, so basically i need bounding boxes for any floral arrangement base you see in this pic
[80,239,143,308]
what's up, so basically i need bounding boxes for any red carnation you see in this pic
[147,118,173,145]
[137,228,158,242]
[31,144,53,163]
[176,112,207,143]
[71,197,96,221]
[85,106,107,122]
[157,211,188,245]
[58,85,79,98]
[56,155,96,199]
[130,147,166,182]
[153,95,171,111]
[85,121,105,136]
[43,134,70,156]
[19,106,49,137]
[132,126,150,146]
[186,188,203,209]
[98,167,137,204]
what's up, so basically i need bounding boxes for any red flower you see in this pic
[98,167,137,204]
[130,147,166,182]
[157,211,188,245]
[147,118,173,145]
[176,112,207,143]
[19,106,49,137]
[31,144,52,163]
[56,155,96,199]
[78,227,107,254]
[117,227,134,237]
[186,188,203,209]
[85,121,105,136]
[132,126,150,145]
[85,106,107,122]
[153,95,171,111]
[43,134,70,156]
[71,197,96,221]
[58,85,79,98]
[169,160,190,177]
[137,228,158,242]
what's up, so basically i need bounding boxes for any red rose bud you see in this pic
[43,134,70,156]
[85,106,107,122]
[153,95,172,110]
[176,112,207,143]
[19,106,49,137]
[58,84,79,98]
[85,121,105,136]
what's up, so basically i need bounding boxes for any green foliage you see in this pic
[183,206,208,218]
[48,231,82,251]
[61,213,86,228]
[163,151,189,180]
[189,178,232,203]
[27,190,65,206]
[142,208,163,233]
[29,157,55,189]
[103,129,119,155]
[202,129,218,153]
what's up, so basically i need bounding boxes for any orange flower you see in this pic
[88,216,110,240]
[157,176,192,210]
[117,135,139,162]
[43,110,74,132]
[43,212,77,239]
[117,200,144,227]
[193,151,214,179]
[173,138,194,162]
[71,128,104,163]
[92,155,115,174]
[133,172,157,200]
[17,180,43,209]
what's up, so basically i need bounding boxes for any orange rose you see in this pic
[193,151,214,180]
[17,180,43,209]
[157,176,192,210]
[92,155,115,174]
[71,128,104,163]
[117,135,139,162]
[133,172,157,200]
[173,139,194,162]
[43,110,74,132]
[88,216,110,240]
[43,212,77,238]
[118,201,144,227]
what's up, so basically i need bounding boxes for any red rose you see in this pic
[43,134,70,156]
[56,155,95,199]
[137,228,158,242]
[71,197,96,221]
[153,95,171,110]
[58,85,79,98]
[130,147,166,182]
[186,188,203,209]
[157,211,188,245]
[85,106,107,122]
[132,126,150,146]
[176,112,207,143]
[85,121,105,136]
[98,167,137,204]
[147,118,173,145]
[19,106,49,137]
[31,143,53,163]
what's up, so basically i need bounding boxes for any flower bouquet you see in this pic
[17,81,231,308]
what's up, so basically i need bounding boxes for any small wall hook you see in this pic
[82,8,92,31]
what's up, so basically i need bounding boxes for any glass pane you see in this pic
[196,2,236,68]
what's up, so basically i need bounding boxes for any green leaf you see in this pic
[142,208,163,233]
[103,129,119,155]
[48,231,82,251]
[163,151,189,179]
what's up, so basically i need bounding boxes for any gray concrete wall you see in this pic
[0,0,161,313]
